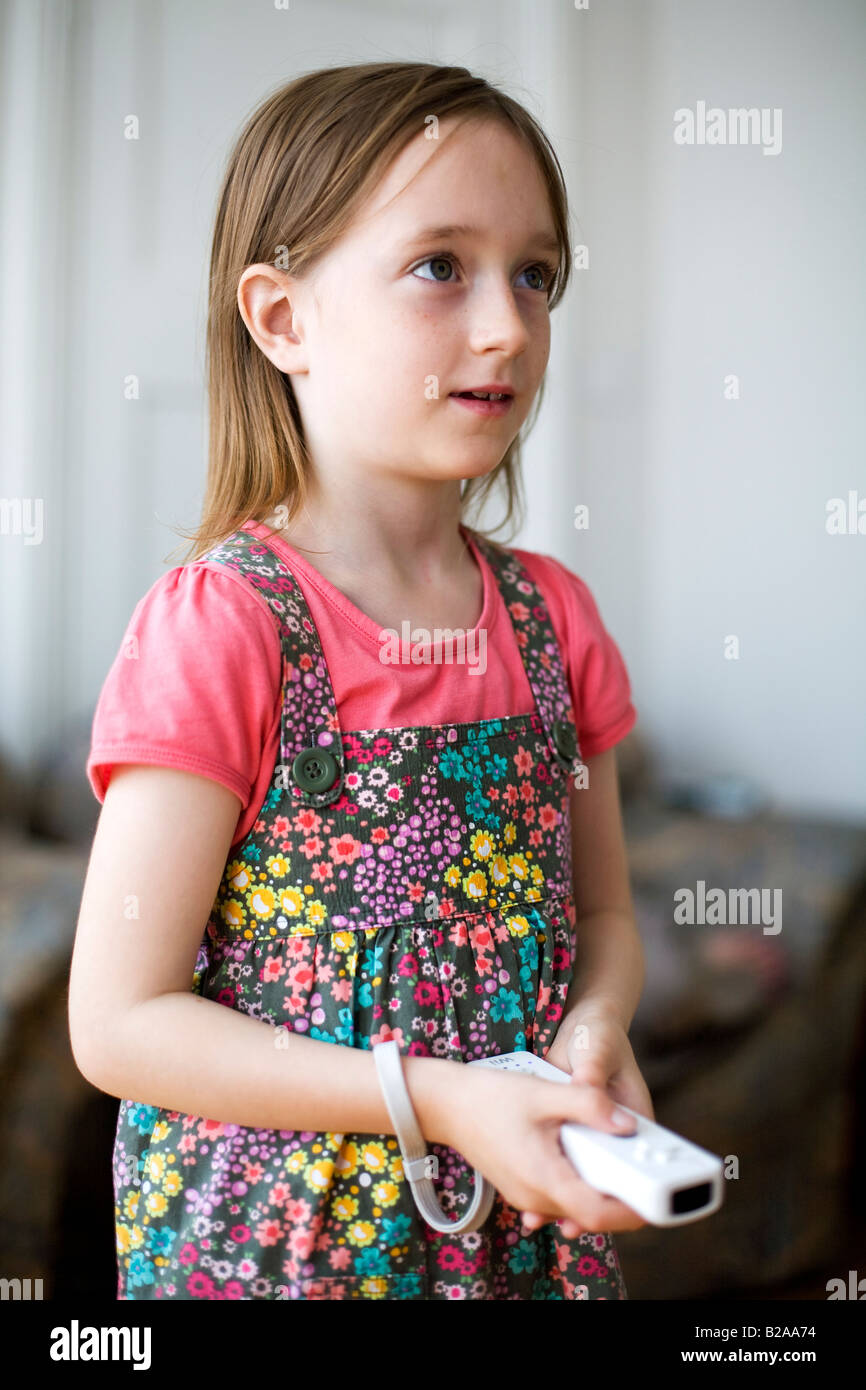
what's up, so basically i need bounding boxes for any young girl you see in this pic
[69,60,653,1302]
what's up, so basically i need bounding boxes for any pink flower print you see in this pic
[370,826,390,844]
[293,807,322,835]
[287,936,312,959]
[413,981,441,1009]
[300,835,325,859]
[448,920,468,947]
[256,1217,284,1246]
[229,1225,251,1243]
[520,782,534,805]
[397,953,419,977]
[371,1024,404,1047]
[178,1243,199,1265]
[244,1160,266,1184]
[288,1226,315,1258]
[329,1246,352,1271]
[186,1271,216,1299]
[272,816,291,839]
[332,978,353,1003]
[197,1117,230,1141]
[515,746,534,777]
[285,1197,312,1223]
[287,961,314,990]
[311,860,333,883]
[262,956,285,983]
[468,920,493,953]
[372,737,393,757]
[503,784,519,806]
[407,881,426,903]
[529,828,544,848]
[329,834,362,864]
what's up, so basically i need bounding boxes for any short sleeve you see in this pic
[517,550,637,759]
[87,563,283,841]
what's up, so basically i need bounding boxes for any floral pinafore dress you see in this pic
[112,526,628,1301]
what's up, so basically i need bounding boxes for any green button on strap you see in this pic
[292,746,338,792]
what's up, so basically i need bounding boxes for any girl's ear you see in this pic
[237,264,306,373]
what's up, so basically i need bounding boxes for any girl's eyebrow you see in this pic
[399,222,560,255]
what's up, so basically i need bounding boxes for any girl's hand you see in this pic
[445,1052,651,1240]
[520,1004,656,1238]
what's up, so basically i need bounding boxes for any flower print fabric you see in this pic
[112,527,629,1300]
[87,519,637,852]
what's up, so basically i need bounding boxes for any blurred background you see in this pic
[0,0,864,1301]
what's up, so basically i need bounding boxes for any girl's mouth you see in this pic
[449,391,513,417]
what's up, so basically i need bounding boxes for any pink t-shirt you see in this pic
[87,520,637,849]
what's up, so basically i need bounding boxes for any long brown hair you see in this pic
[169,61,573,564]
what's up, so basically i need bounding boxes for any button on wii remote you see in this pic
[469,1050,724,1227]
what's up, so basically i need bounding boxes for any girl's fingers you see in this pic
[521,1210,584,1238]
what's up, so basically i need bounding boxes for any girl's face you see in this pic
[272,116,560,489]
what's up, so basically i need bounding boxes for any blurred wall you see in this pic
[1,0,863,819]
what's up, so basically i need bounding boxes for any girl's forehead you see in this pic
[352,119,552,244]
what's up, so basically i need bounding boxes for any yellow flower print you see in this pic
[145,1191,169,1218]
[121,1192,139,1223]
[304,1158,335,1193]
[525,886,542,903]
[220,899,246,931]
[506,914,531,938]
[163,1170,182,1197]
[360,1276,388,1298]
[225,860,254,892]
[531,864,544,886]
[334,1141,359,1178]
[347,1220,376,1247]
[332,1194,359,1222]
[151,1119,172,1144]
[116,1223,133,1256]
[333,931,356,953]
[306,899,327,927]
[279,886,305,916]
[267,855,291,878]
[463,870,488,900]
[470,829,494,861]
[490,855,510,887]
[249,885,277,920]
[444,865,461,888]
[509,854,529,882]
[372,1180,400,1207]
[361,1141,388,1174]
[389,1153,405,1180]
[144,1152,165,1184]
[285,1151,307,1175]
[121,1223,145,1253]
[504,822,517,845]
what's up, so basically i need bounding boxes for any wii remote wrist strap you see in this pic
[371,1039,495,1234]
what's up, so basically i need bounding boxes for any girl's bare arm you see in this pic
[67,764,462,1142]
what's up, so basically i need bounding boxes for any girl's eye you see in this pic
[410,254,557,293]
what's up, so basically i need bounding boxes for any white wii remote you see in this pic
[469,1050,724,1227]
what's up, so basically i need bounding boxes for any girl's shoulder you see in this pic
[481,538,637,760]
[87,559,283,810]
